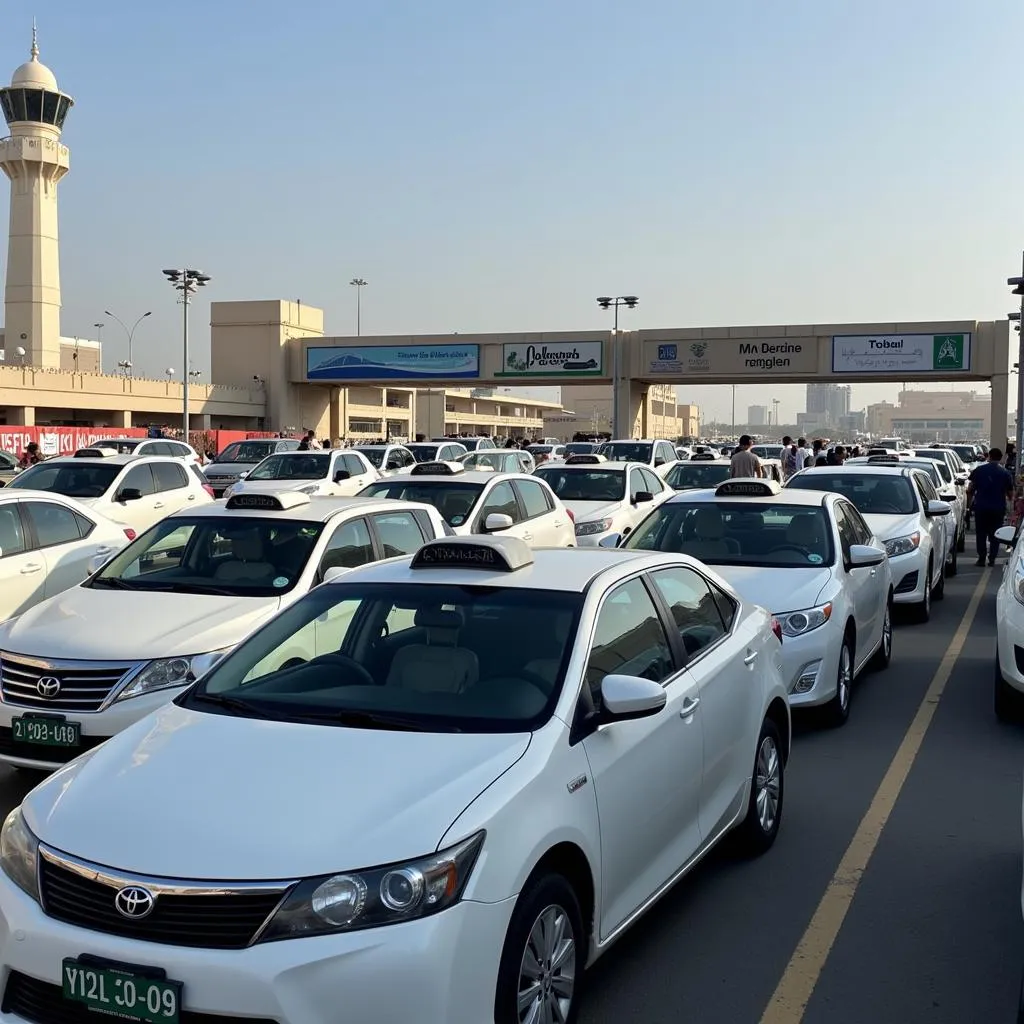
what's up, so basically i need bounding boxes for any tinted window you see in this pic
[408,446,441,462]
[249,454,330,481]
[585,578,673,704]
[24,89,42,122]
[600,442,654,464]
[0,450,17,470]
[359,480,485,528]
[340,454,368,477]
[0,504,27,556]
[7,462,121,498]
[665,462,731,490]
[786,472,916,515]
[650,567,726,658]
[153,462,188,492]
[319,518,374,574]
[120,464,156,496]
[93,440,143,454]
[478,481,521,526]
[355,448,385,468]
[216,442,276,463]
[372,512,424,557]
[711,583,736,631]
[624,501,835,567]
[24,501,82,547]
[840,502,873,546]
[534,468,625,502]
[516,480,552,519]
[638,468,664,494]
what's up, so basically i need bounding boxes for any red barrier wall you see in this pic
[0,427,282,458]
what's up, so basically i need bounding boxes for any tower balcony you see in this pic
[0,87,72,131]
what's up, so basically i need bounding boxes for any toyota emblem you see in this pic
[114,886,156,919]
[36,676,61,699]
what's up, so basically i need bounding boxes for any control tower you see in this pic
[0,28,73,368]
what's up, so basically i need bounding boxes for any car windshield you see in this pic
[623,501,835,567]
[354,447,385,468]
[600,442,652,464]
[181,582,583,732]
[358,480,485,527]
[0,450,17,470]
[533,467,625,502]
[248,454,331,481]
[92,439,141,454]
[563,443,598,455]
[215,442,277,464]
[7,461,121,497]
[664,462,731,490]
[408,445,441,462]
[787,472,916,515]
[86,516,324,596]
[950,446,976,462]
[461,451,511,471]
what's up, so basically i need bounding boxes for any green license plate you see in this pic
[12,715,80,747]
[63,959,181,1024]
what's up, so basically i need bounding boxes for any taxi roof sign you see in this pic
[714,478,782,497]
[410,461,465,476]
[73,447,119,458]
[867,454,901,464]
[225,491,311,511]
[410,536,534,572]
[690,451,718,461]
[565,454,607,465]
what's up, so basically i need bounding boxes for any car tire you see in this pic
[945,541,958,577]
[933,558,945,601]
[870,599,893,670]
[734,717,785,855]
[826,633,854,726]
[495,873,584,1024]
[912,560,933,622]
[995,657,1020,723]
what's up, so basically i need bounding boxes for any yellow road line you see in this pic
[759,569,994,1024]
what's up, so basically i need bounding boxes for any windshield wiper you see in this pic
[89,577,138,589]
[298,709,460,733]
[189,692,271,718]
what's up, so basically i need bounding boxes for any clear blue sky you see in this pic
[10,0,1024,420]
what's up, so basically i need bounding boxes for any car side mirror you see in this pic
[994,525,1017,547]
[115,488,143,502]
[599,533,622,548]
[634,491,654,504]
[848,544,886,568]
[333,470,350,482]
[654,457,665,467]
[484,512,514,533]
[938,491,957,502]
[322,566,349,584]
[956,474,968,485]
[601,674,667,723]
[925,500,951,517]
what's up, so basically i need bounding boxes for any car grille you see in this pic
[0,728,107,765]
[0,654,139,712]
[2,971,278,1024]
[39,850,291,950]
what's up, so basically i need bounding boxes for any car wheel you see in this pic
[912,561,932,622]
[933,558,945,600]
[945,539,958,576]
[871,600,892,670]
[734,717,785,855]
[826,634,854,726]
[956,525,966,553]
[496,874,584,1024]
[995,657,1020,723]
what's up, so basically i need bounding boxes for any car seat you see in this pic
[679,508,737,558]
[214,529,276,583]
[386,607,479,693]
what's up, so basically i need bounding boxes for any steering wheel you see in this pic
[479,669,550,701]
[317,652,376,688]
[279,657,307,672]
[767,544,811,557]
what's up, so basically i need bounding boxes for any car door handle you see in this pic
[743,650,758,665]
[20,563,42,574]
[187,494,196,501]
[153,501,165,509]
[521,532,533,541]
[679,696,700,718]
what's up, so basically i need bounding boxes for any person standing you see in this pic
[796,437,813,469]
[781,435,799,480]
[729,435,763,478]
[968,447,1014,567]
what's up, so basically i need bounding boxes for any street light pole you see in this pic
[731,384,736,435]
[104,310,152,377]
[597,296,639,438]
[350,278,367,336]
[162,270,210,440]
[1008,256,1024,466]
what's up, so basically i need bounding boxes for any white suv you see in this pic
[599,438,680,479]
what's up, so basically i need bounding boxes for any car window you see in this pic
[0,450,18,470]
[6,461,121,498]
[711,582,737,631]
[832,504,856,560]
[839,502,873,546]
[24,501,84,547]
[786,472,916,515]
[515,480,553,519]
[600,442,654,464]
[534,468,625,502]
[477,481,521,527]
[649,567,727,659]
[120,463,156,496]
[0,504,27,556]
[639,468,663,494]
[585,578,674,704]
[665,462,731,490]
[319,517,374,575]
[341,454,368,477]
[358,480,485,528]
[371,511,425,558]
[153,461,189,492]
[250,454,330,481]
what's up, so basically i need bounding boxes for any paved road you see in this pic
[0,560,1017,1023]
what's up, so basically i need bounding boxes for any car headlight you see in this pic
[0,808,38,901]
[116,648,232,702]
[1013,561,1024,606]
[884,532,920,557]
[575,517,614,537]
[222,484,238,498]
[298,484,320,495]
[774,602,833,637]
[258,831,484,942]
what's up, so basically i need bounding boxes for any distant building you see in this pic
[806,383,851,426]
[544,383,699,440]
[868,391,988,442]
[748,404,767,425]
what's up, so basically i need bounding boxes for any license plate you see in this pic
[63,959,181,1024]
[12,715,80,747]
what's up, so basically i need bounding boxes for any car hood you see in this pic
[711,565,832,614]
[561,500,623,522]
[862,512,921,542]
[0,588,282,660]
[23,704,532,878]
[203,463,258,478]
[230,479,327,493]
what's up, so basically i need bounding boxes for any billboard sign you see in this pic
[496,341,604,378]
[831,333,971,374]
[306,344,479,381]
[644,338,818,376]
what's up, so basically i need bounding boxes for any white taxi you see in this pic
[785,464,950,622]
[357,461,574,547]
[0,535,789,1024]
[533,453,671,546]
[992,520,1024,720]
[0,490,448,771]
[6,449,213,534]
[614,478,893,725]
[663,453,733,492]
[598,438,680,479]
[223,450,378,501]
[0,490,135,622]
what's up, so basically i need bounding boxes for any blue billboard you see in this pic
[306,344,479,381]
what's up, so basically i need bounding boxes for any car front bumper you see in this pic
[996,579,1024,697]
[888,549,931,605]
[776,622,843,709]
[0,880,514,1024]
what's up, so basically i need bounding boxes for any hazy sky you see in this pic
[12,0,1023,421]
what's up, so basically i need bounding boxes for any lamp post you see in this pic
[162,269,210,440]
[104,310,152,377]
[731,384,736,435]
[596,296,639,438]
[772,398,780,433]
[350,278,367,336]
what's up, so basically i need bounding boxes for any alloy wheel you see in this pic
[518,904,576,1024]
[755,735,781,833]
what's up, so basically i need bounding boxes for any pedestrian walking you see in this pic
[968,447,1014,566]
[729,435,763,478]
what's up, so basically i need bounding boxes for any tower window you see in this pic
[23,88,41,122]
[6,89,26,123]
[0,92,13,124]
[55,95,70,129]
[42,92,58,124]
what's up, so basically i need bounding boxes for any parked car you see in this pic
[202,438,301,497]
[223,450,379,500]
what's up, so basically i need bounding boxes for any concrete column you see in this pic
[198,414,211,430]
[9,405,34,426]
[329,386,341,442]
[992,372,1010,449]
[116,410,131,429]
